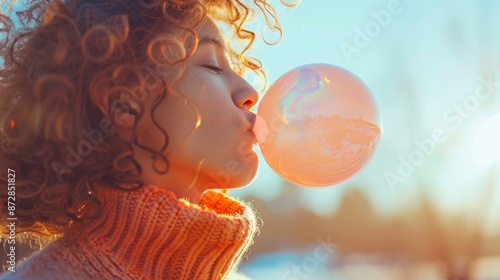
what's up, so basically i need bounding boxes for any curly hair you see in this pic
[0,0,297,239]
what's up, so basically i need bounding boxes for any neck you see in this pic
[133,152,211,203]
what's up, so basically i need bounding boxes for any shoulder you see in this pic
[0,239,91,280]
[0,256,47,280]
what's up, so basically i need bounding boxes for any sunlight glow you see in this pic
[472,114,500,168]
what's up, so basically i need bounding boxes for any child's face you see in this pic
[133,18,259,199]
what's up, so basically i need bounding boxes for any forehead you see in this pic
[194,18,225,46]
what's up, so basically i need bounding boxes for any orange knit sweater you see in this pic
[0,184,257,280]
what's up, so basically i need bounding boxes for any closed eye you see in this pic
[203,65,223,74]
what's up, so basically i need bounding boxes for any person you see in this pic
[0,0,295,279]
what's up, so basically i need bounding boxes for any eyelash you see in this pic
[203,65,223,74]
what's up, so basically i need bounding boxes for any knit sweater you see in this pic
[0,184,257,280]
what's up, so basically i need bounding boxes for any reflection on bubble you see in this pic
[255,64,382,187]
[279,67,321,123]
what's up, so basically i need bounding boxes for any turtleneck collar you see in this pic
[59,183,257,280]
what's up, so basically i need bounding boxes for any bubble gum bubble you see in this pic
[256,64,382,187]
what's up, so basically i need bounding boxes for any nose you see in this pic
[232,75,259,111]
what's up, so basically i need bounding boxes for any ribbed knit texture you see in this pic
[0,184,257,280]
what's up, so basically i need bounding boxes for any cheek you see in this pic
[199,92,240,133]
[148,95,199,150]
[167,72,242,154]
[197,112,240,163]
[178,72,232,124]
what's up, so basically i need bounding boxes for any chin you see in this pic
[205,151,258,190]
[230,157,259,189]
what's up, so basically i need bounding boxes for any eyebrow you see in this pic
[198,37,227,51]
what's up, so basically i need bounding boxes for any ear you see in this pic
[90,77,139,130]
[108,97,139,130]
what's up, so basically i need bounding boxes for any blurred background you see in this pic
[229,0,500,279]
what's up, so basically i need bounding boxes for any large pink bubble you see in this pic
[254,64,382,187]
